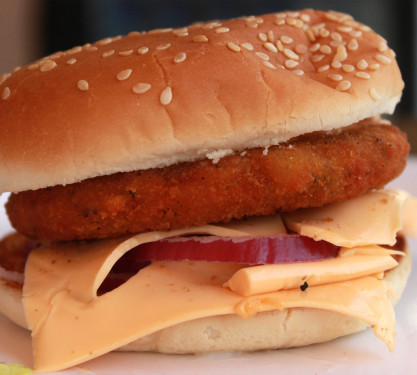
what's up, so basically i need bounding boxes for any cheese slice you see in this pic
[224,249,398,296]
[234,276,395,351]
[22,190,413,373]
[24,245,396,373]
[282,190,408,247]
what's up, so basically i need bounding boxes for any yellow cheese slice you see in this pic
[23,217,286,373]
[224,249,398,296]
[22,190,410,372]
[235,276,395,351]
[282,190,408,247]
[24,245,396,373]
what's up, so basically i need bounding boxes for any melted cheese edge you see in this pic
[22,190,414,373]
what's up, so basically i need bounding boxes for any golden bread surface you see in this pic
[0,10,403,193]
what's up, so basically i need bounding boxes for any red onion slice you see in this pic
[124,234,339,265]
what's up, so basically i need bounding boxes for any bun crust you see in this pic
[0,244,411,353]
[0,10,403,193]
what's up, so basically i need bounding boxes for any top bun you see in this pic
[0,9,403,193]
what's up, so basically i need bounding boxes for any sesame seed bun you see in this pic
[0,10,403,193]
[0,242,411,352]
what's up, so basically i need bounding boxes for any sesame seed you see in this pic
[355,72,371,79]
[325,13,340,21]
[375,54,392,65]
[285,59,299,68]
[40,60,57,72]
[215,27,229,33]
[262,61,276,70]
[264,42,278,53]
[117,69,132,81]
[119,50,134,56]
[320,28,330,38]
[68,46,82,55]
[173,52,187,63]
[369,87,381,100]
[227,42,241,52]
[344,19,358,27]
[311,54,325,62]
[276,40,284,52]
[85,45,98,51]
[160,86,172,105]
[202,22,221,30]
[255,52,269,61]
[97,37,112,45]
[357,59,368,70]
[28,64,39,70]
[103,50,115,57]
[350,30,362,38]
[336,80,351,91]
[1,87,10,100]
[331,61,342,69]
[333,45,348,62]
[320,45,332,55]
[318,64,330,72]
[295,44,308,54]
[193,35,208,43]
[328,74,343,81]
[340,14,353,22]
[240,42,254,51]
[173,27,188,35]
[274,19,285,26]
[267,30,275,42]
[13,66,21,72]
[293,69,304,76]
[137,47,149,55]
[66,58,77,65]
[0,73,10,85]
[287,11,300,17]
[330,40,344,47]
[337,26,353,33]
[330,32,342,42]
[280,35,293,45]
[77,80,89,91]
[347,39,358,51]
[149,28,173,34]
[258,33,268,42]
[132,83,151,94]
[283,48,299,60]
[128,31,140,37]
[369,63,380,70]
[306,29,316,42]
[246,21,258,29]
[310,43,320,52]
[255,17,264,24]
[300,14,310,23]
[156,43,171,50]
[287,17,297,26]
[359,24,372,32]
[342,64,355,72]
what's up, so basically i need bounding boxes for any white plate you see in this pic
[1,157,416,375]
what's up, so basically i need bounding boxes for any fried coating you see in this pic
[6,119,410,241]
[0,232,39,273]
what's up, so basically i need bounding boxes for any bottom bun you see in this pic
[0,241,411,353]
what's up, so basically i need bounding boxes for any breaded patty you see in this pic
[6,119,409,241]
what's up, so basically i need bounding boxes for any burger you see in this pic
[0,9,415,373]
